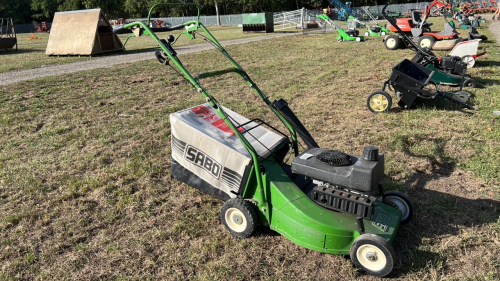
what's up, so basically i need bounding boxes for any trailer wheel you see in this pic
[418,35,435,49]
[462,55,475,68]
[463,78,476,88]
[367,91,392,113]
[384,191,414,223]
[220,198,257,238]
[384,35,400,50]
[350,234,396,278]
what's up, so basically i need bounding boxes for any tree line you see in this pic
[1,0,417,24]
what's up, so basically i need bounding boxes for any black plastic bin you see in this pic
[389,59,435,89]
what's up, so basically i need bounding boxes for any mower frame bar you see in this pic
[122,3,300,221]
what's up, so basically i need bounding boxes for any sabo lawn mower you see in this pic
[118,2,411,278]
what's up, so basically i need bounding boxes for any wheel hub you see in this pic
[231,214,243,225]
[366,252,378,262]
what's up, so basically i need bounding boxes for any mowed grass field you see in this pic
[1,26,280,73]
[1,18,500,280]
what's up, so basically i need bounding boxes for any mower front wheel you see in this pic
[367,91,392,113]
[350,234,396,278]
[383,191,414,223]
[384,35,401,50]
[220,198,257,238]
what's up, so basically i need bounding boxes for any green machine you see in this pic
[118,3,412,278]
[316,14,364,42]
[242,12,274,33]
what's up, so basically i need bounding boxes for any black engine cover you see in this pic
[441,55,467,75]
[291,147,384,192]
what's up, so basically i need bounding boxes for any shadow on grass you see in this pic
[388,95,477,114]
[389,136,499,276]
[0,49,37,55]
[475,60,500,67]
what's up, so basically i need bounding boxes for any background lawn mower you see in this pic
[118,2,411,278]
[384,0,461,51]
[348,15,386,37]
[316,14,364,42]
[360,6,391,37]
[367,58,476,112]
[380,3,477,88]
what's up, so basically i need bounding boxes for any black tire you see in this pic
[418,35,435,49]
[384,35,401,50]
[337,36,344,42]
[220,198,257,238]
[383,191,414,223]
[367,91,392,113]
[350,234,396,278]
[463,78,476,88]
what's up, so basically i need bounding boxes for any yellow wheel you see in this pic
[367,91,392,113]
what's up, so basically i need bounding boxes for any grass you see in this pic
[1,26,293,73]
[0,16,499,280]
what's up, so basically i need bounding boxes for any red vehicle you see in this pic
[384,0,459,50]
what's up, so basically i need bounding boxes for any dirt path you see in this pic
[0,33,297,86]
[487,14,500,46]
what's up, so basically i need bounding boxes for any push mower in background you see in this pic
[348,15,387,37]
[360,6,391,37]
[316,14,364,42]
[118,2,411,278]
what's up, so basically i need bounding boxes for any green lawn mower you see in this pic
[316,14,364,42]
[357,7,392,37]
[119,3,411,278]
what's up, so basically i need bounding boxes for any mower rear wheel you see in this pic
[384,191,414,223]
[356,37,362,42]
[367,91,392,113]
[418,35,435,49]
[384,35,401,50]
[220,198,257,238]
[350,234,396,278]
[462,55,475,68]
[337,36,344,42]
[463,77,476,88]
[381,31,386,36]
[364,31,370,36]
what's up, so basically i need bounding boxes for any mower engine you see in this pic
[291,146,384,219]
[439,55,468,75]
[411,51,467,76]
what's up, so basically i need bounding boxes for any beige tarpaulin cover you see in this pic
[46,9,122,56]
